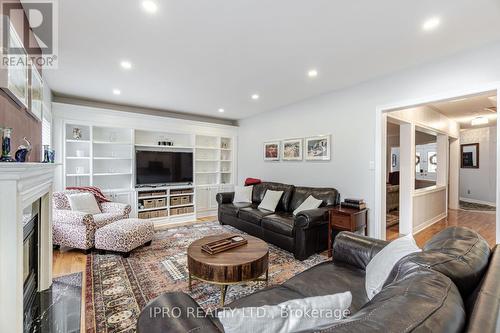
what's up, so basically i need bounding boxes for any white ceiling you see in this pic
[430,94,497,129]
[43,0,500,120]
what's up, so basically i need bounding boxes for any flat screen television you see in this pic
[136,150,193,186]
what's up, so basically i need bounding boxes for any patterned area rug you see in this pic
[460,200,496,212]
[85,221,327,333]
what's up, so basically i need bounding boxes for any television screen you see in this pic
[136,151,193,185]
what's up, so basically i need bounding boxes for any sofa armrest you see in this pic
[216,192,235,205]
[100,202,131,216]
[52,209,94,227]
[137,292,222,333]
[294,207,331,229]
[333,232,389,270]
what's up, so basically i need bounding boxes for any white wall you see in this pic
[238,41,500,237]
[460,126,497,205]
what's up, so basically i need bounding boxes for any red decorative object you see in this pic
[66,186,111,203]
[245,178,262,186]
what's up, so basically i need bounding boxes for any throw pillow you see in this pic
[365,233,421,300]
[258,190,284,212]
[293,195,323,216]
[233,185,253,203]
[67,192,101,214]
[218,291,352,333]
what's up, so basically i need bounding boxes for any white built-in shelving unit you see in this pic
[56,103,237,226]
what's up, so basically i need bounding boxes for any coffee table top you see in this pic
[187,234,268,267]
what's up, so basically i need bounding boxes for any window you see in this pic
[42,105,51,146]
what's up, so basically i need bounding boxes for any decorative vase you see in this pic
[49,149,55,163]
[1,128,15,162]
[15,137,32,162]
[42,145,50,163]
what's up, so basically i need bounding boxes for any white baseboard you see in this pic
[459,197,496,207]
[413,212,447,234]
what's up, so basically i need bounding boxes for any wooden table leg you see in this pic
[220,284,228,307]
[328,211,333,257]
[265,269,269,286]
[188,273,192,291]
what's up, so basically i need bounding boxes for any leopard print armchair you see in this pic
[52,190,132,250]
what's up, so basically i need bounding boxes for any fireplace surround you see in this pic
[0,163,57,333]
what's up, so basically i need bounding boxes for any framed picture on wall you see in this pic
[305,135,330,161]
[461,143,479,168]
[0,22,29,109]
[29,64,43,122]
[282,138,303,161]
[264,141,280,161]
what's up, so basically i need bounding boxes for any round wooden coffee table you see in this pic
[187,234,269,306]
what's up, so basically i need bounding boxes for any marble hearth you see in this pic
[0,163,57,333]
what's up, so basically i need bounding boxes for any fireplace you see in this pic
[23,201,40,332]
[0,163,57,333]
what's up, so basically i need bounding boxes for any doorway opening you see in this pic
[377,86,499,246]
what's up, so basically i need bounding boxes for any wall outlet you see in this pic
[467,189,471,194]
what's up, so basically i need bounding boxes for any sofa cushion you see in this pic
[290,186,339,212]
[228,286,305,309]
[220,202,252,217]
[252,182,295,212]
[257,190,284,212]
[282,261,369,313]
[387,226,490,299]
[238,207,273,225]
[261,212,295,237]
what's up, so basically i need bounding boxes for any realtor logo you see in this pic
[1,0,58,68]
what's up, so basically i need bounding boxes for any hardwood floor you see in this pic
[387,209,496,248]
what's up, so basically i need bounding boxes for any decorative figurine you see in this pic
[15,137,32,162]
[49,149,55,163]
[72,128,82,140]
[1,127,16,162]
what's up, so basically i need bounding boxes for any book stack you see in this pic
[341,198,366,210]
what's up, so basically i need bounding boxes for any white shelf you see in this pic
[66,139,90,143]
[135,144,194,149]
[67,173,90,177]
[138,194,169,200]
[170,203,194,208]
[139,206,168,212]
[66,156,90,160]
[93,141,132,145]
[195,146,220,150]
[94,172,132,176]
[196,159,219,162]
[170,192,194,197]
[220,172,231,174]
[94,157,132,160]
[221,160,232,162]
[195,171,219,174]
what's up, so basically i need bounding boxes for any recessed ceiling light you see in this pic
[113,89,121,95]
[218,108,225,113]
[251,94,260,100]
[308,69,318,78]
[471,116,488,126]
[422,17,440,31]
[142,1,158,13]
[120,60,132,70]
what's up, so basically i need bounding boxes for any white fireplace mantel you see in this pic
[0,163,57,333]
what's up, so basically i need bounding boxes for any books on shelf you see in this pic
[341,198,366,210]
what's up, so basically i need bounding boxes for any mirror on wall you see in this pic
[415,129,437,189]
[461,143,479,168]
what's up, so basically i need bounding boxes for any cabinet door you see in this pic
[220,184,234,193]
[196,187,210,211]
[113,192,132,205]
[209,186,220,209]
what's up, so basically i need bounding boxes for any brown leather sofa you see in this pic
[136,227,499,333]
[216,182,340,260]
